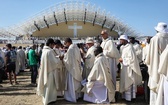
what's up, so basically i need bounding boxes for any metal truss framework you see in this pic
[0,0,140,38]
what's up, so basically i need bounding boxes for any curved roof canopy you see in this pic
[0,0,140,39]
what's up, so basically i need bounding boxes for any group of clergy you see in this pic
[36,22,168,105]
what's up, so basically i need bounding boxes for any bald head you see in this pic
[101,29,108,34]
[101,29,109,40]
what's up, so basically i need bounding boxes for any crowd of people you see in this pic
[0,22,168,105]
[0,43,45,85]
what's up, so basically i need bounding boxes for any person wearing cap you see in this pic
[118,35,142,101]
[37,38,60,105]
[100,29,120,89]
[83,37,96,79]
[63,38,82,102]
[145,22,168,105]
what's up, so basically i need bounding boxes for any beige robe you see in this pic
[63,44,82,102]
[156,45,168,105]
[83,46,96,79]
[142,44,149,62]
[158,45,168,76]
[101,38,120,88]
[145,32,168,91]
[132,43,142,63]
[53,48,66,95]
[119,44,142,100]
[145,32,168,105]
[37,46,60,105]
[155,75,168,105]
[83,53,115,103]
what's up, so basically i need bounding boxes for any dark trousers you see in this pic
[140,63,150,103]
[30,65,37,84]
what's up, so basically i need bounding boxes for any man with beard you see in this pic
[119,35,142,101]
[37,38,60,105]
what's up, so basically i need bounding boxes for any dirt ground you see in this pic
[0,69,148,105]
[0,70,42,105]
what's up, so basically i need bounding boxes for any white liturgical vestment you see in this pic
[145,32,168,105]
[156,45,168,105]
[84,45,96,79]
[83,53,115,103]
[63,44,82,102]
[37,46,60,105]
[120,44,142,101]
[101,38,120,88]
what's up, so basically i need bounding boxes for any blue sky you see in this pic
[0,0,168,36]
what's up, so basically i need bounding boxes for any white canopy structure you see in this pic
[0,0,140,39]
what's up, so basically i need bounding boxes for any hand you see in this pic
[119,58,123,63]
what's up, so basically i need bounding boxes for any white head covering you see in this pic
[86,37,94,43]
[155,22,168,33]
[118,35,129,41]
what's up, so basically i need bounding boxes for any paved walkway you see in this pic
[0,70,148,105]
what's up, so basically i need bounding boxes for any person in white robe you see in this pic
[145,22,168,105]
[83,37,96,79]
[63,38,82,102]
[82,46,116,103]
[155,45,168,105]
[0,49,5,64]
[119,35,142,101]
[129,37,142,63]
[17,46,26,72]
[100,30,120,89]
[142,37,151,62]
[53,39,65,96]
[37,38,60,105]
